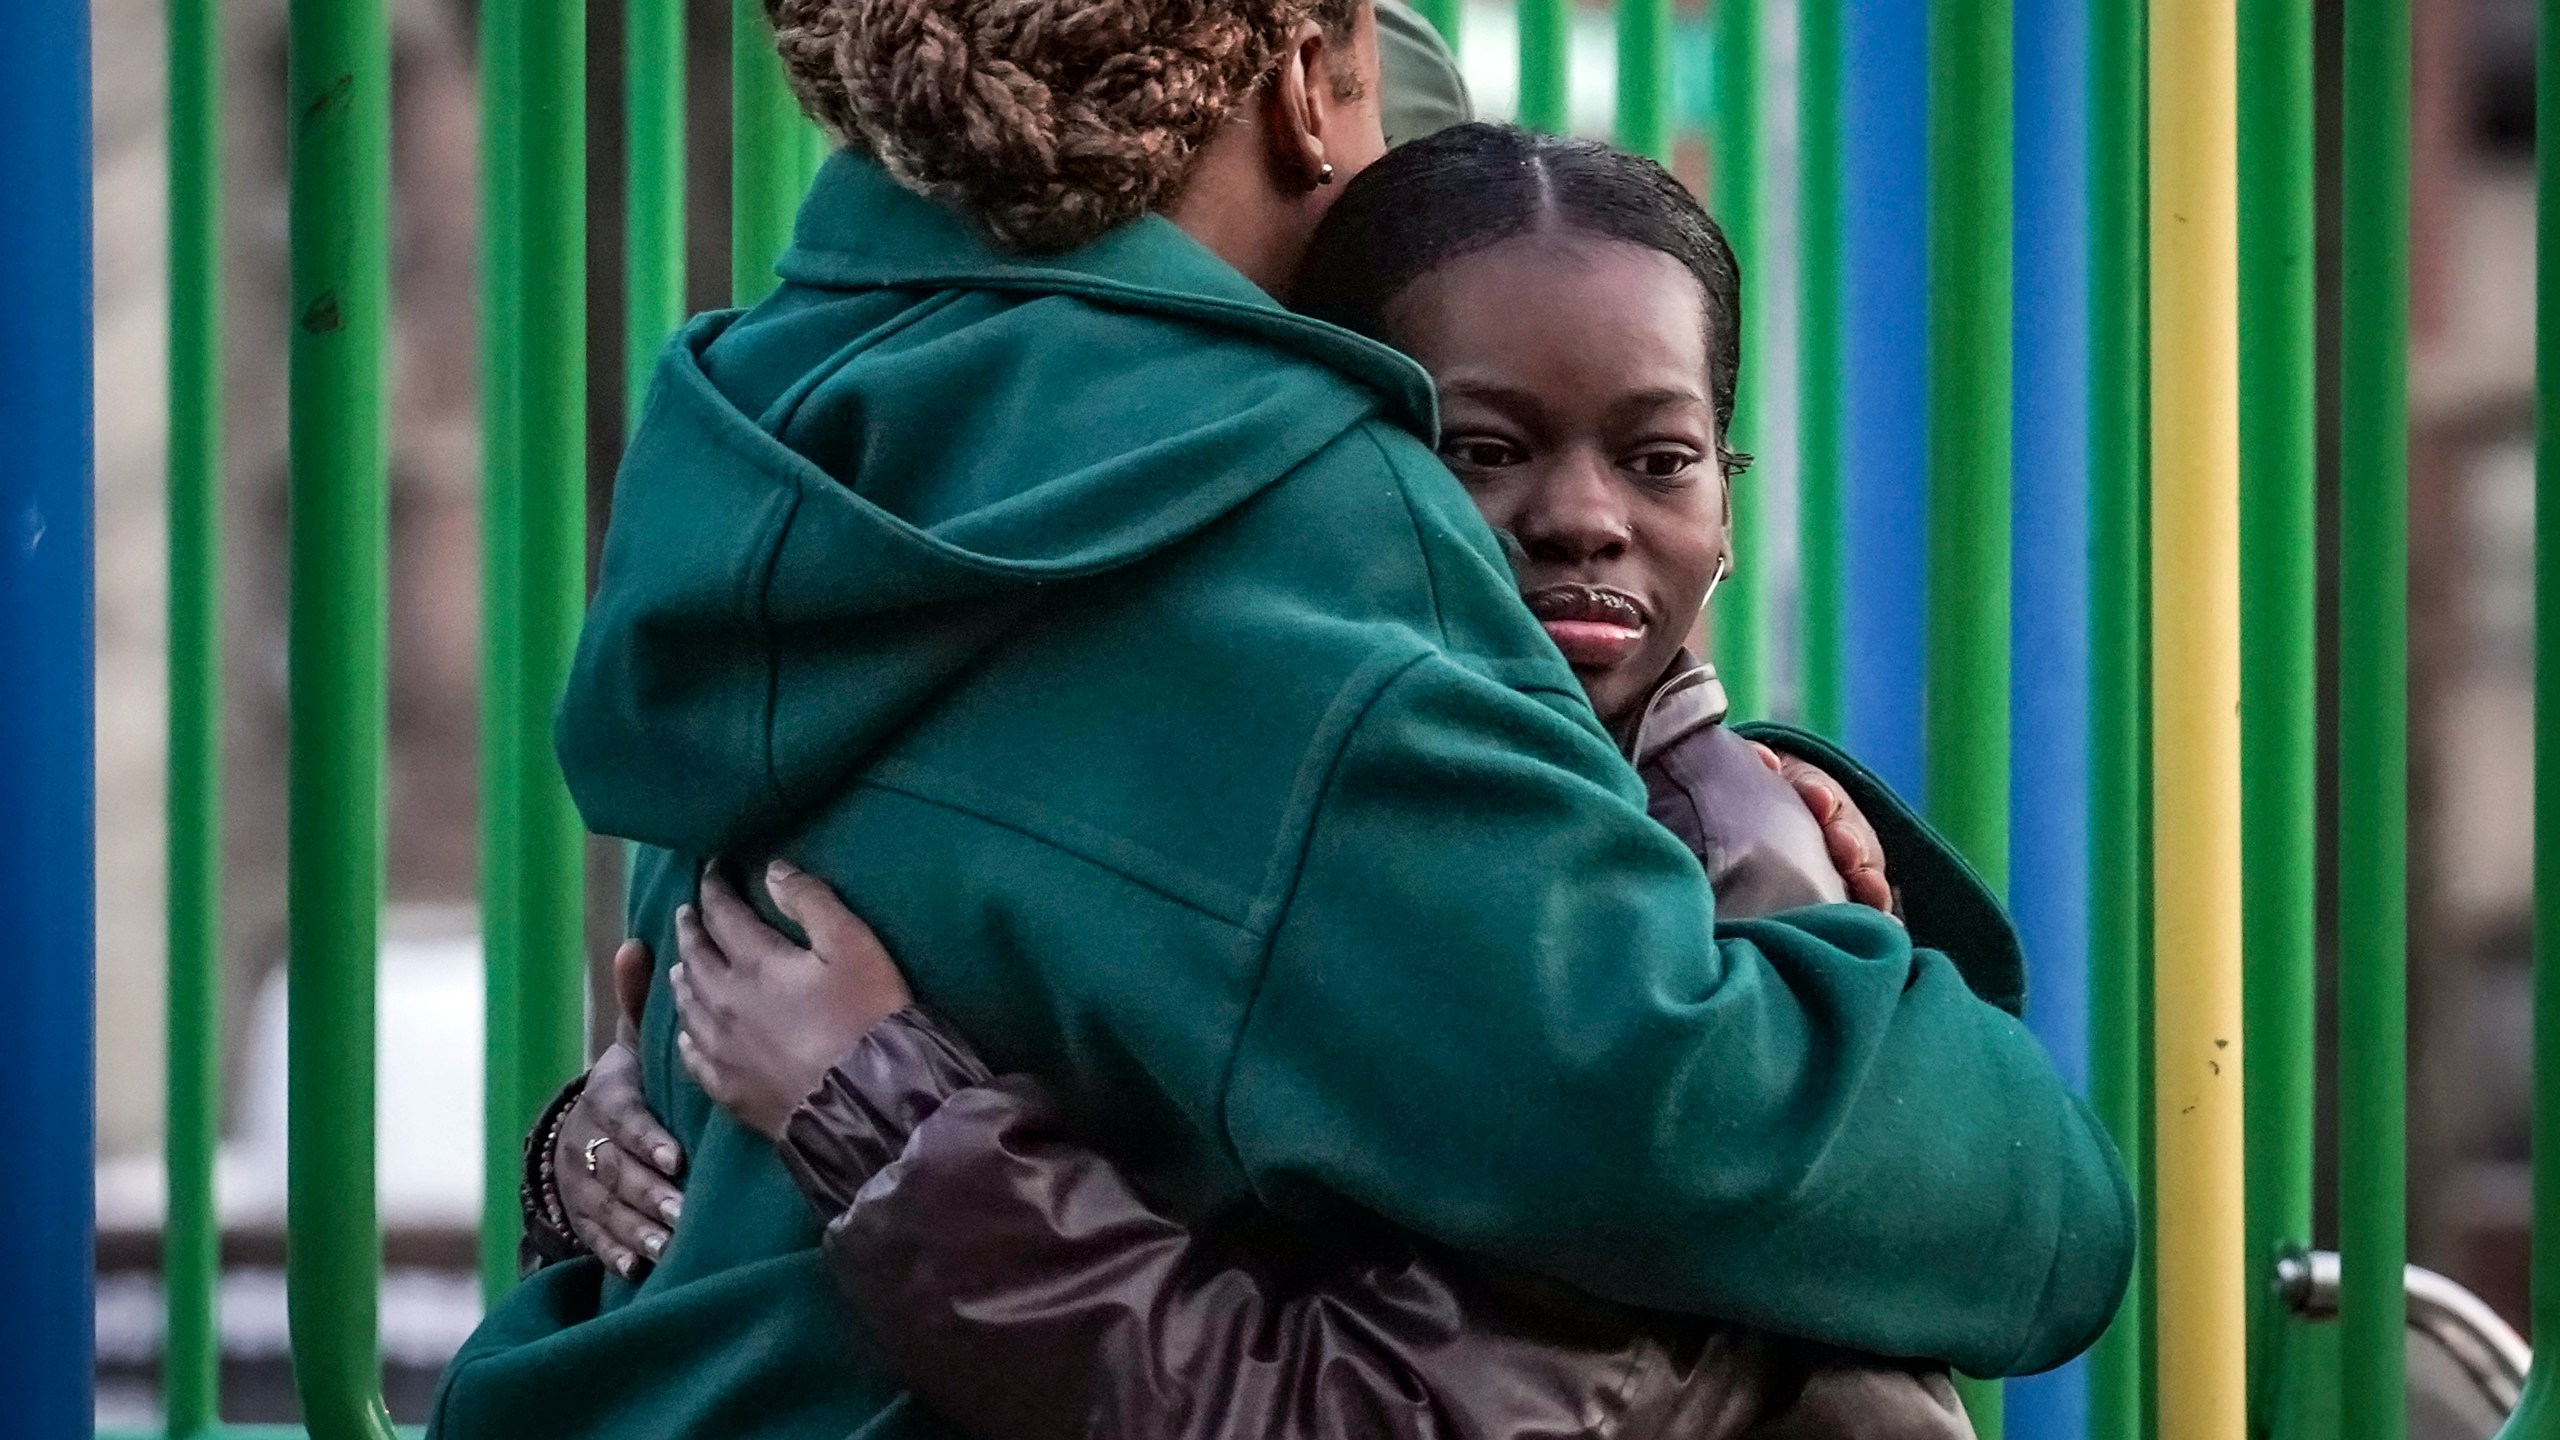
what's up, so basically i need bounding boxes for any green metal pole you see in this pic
[1617,0,1675,163]
[512,0,594,1269]
[2087,0,2150,1429]
[285,0,397,1428]
[165,0,222,1427]
[477,0,526,1303]
[1925,0,2013,889]
[1411,0,1463,44]
[733,0,804,304]
[1710,0,1762,716]
[1797,0,1843,737]
[2237,0,2317,1421]
[1517,0,1574,134]
[2508,2,2560,1426]
[1927,0,2011,1427]
[627,0,687,425]
[2338,0,2410,1419]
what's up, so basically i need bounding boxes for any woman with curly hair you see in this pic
[430,8,2129,1440]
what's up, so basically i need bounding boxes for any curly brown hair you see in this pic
[767,0,1365,253]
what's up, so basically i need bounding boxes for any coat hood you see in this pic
[558,155,1438,856]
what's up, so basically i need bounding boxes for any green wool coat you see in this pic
[430,154,2132,1440]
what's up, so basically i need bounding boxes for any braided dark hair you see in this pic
[1295,122,1750,474]
[766,0,1366,253]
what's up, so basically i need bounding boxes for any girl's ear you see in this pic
[1261,20,1337,191]
[1718,472,1737,578]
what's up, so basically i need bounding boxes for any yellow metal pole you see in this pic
[2148,0,2247,1432]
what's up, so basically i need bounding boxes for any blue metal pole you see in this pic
[2006,0,2093,1424]
[1842,0,1930,800]
[0,0,97,1433]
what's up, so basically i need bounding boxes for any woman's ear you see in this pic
[1262,20,1338,191]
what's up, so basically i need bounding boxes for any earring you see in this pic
[1318,161,1336,186]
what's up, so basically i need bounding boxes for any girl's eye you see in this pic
[1626,448,1701,485]
[1442,437,1526,470]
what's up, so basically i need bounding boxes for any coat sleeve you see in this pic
[1223,651,2133,1378]
[806,1029,1791,1440]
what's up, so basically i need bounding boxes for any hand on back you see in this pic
[672,862,914,1140]
[1747,742,1895,915]
[552,861,912,1278]
[551,941,684,1279]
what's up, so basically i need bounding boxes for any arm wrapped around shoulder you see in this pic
[1222,652,2134,1377]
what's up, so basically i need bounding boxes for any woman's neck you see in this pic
[1167,124,1321,297]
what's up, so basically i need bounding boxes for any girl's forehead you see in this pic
[1391,236,1713,385]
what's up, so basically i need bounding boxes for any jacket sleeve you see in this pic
[801,1012,1789,1440]
[1223,651,2133,1378]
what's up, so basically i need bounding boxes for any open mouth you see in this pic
[1522,583,1652,669]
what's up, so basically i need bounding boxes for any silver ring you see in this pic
[584,1135,609,1176]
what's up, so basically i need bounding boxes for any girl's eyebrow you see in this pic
[1435,377,1548,411]
[1609,386,1713,415]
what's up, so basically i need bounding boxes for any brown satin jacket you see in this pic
[530,659,1989,1439]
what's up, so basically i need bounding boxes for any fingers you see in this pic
[669,963,733,1101]
[674,901,728,978]
[1821,812,1878,877]
[1762,750,1896,917]
[1844,866,1897,915]
[587,1043,684,1177]
[766,860,911,1014]
[1748,740,1786,774]
[1776,756,1845,826]
[612,939,654,1041]
[698,866,794,971]
[555,1105,670,1278]
[764,859,875,969]
[676,1027,716,1098]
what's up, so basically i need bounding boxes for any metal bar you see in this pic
[1517,0,1573,133]
[2236,0,2318,1421]
[2007,0,2094,1425]
[1925,0,2012,892]
[1928,0,2013,1428]
[1840,0,1930,799]
[2337,0,2411,1417]
[284,0,398,1424]
[1411,0,1463,44]
[733,0,804,304]
[513,0,594,1253]
[2149,0,2248,1426]
[0,0,96,1429]
[1711,0,1762,715]
[627,0,688,425]
[1618,0,1675,163]
[166,0,225,1422]
[477,0,526,1303]
[2502,0,2560,1428]
[2085,0,2149,1423]
[1797,0,1844,737]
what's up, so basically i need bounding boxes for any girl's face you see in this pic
[1386,232,1731,730]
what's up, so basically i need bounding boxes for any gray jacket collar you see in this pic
[1625,651,1729,768]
